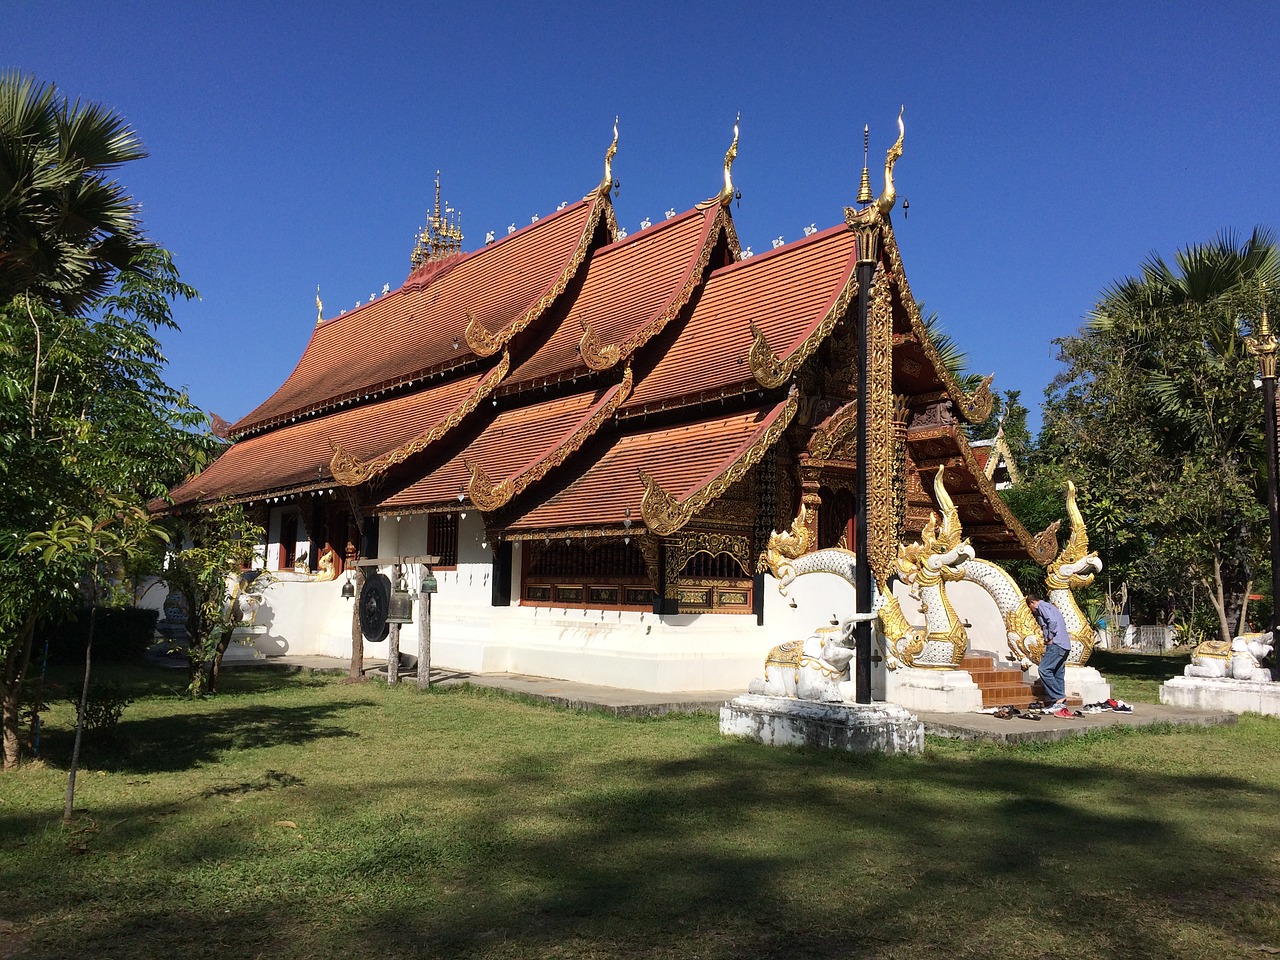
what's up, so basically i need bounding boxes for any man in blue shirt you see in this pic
[1027,595,1072,716]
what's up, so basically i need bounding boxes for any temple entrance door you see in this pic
[818,485,854,550]
[279,512,299,570]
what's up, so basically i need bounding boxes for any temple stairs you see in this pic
[961,654,1080,709]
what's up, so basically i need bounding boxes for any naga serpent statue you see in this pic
[881,470,974,669]
[1042,481,1104,666]
[762,469,972,673]
[946,478,1102,669]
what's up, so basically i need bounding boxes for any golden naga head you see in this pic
[921,469,962,554]
[1046,480,1103,588]
[765,503,813,575]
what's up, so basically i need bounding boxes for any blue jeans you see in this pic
[1038,643,1069,704]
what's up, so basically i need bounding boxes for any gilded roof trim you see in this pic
[595,206,732,373]
[748,254,860,389]
[807,400,858,460]
[466,366,634,511]
[930,424,1057,563]
[880,218,994,423]
[578,317,622,371]
[640,389,799,537]
[330,350,511,486]
[464,194,614,358]
[503,525,640,542]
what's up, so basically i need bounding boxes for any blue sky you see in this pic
[6,1,1279,434]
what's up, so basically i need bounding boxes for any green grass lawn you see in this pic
[2,661,1278,960]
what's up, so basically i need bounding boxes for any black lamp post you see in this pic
[1246,295,1280,653]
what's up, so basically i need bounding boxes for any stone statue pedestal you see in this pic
[720,694,923,754]
[1160,675,1280,716]
[1066,665,1111,704]
[884,667,982,713]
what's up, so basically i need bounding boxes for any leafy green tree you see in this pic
[157,505,269,697]
[22,502,165,817]
[1038,228,1279,642]
[0,72,211,770]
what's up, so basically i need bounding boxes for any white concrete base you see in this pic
[719,694,923,754]
[1160,675,1280,716]
[883,668,982,713]
[1067,665,1111,704]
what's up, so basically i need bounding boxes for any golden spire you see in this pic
[698,114,740,210]
[315,286,323,326]
[411,170,464,269]
[1247,281,1277,380]
[856,124,873,206]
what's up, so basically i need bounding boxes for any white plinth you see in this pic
[1160,676,1280,716]
[1067,665,1111,704]
[883,668,982,713]
[719,694,923,754]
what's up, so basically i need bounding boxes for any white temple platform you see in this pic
[1066,665,1111,704]
[1160,676,1280,716]
[719,694,923,754]
[883,668,982,713]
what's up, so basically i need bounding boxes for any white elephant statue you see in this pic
[1184,633,1273,682]
[749,624,856,702]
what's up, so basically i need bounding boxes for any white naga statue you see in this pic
[1185,634,1274,682]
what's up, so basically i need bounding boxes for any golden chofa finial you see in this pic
[857,124,873,206]
[875,106,905,217]
[698,114,740,210]
[315,286,323,326]
[596,116,619,198]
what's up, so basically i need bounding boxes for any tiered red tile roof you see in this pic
[166,155,1039,559]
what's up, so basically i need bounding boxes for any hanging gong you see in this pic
[359,572,392,642]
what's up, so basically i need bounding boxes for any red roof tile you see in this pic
[501,401,790,533]
[168,372,487,506]
[231,195,608,436]
[375,383,625,512]
[504,207,723,388]
[625,225,858,410]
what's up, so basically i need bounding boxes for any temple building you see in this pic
[164,119,1048,693]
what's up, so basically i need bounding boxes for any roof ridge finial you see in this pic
[857,123,873,206]
[596,116,619,199]
[315,285,323,326]
[698,114,741,210]
[875,106,905,216]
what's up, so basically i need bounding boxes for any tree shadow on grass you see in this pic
[10,729,1280,960]
[32,698,360,776]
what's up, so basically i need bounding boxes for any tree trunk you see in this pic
[209,627,232,695]
[2,612,40,771]
[64,604,97,821]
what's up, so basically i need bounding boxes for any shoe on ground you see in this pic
[1052,707,1074,719]
[1110,699,1134,713]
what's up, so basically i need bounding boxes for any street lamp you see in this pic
[1245,291,1279,654]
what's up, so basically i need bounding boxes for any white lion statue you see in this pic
[749,623,856,702]
[1184,633,1274,682]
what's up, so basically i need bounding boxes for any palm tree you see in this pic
[0,70,150,315]
[1079,228,1279,641]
